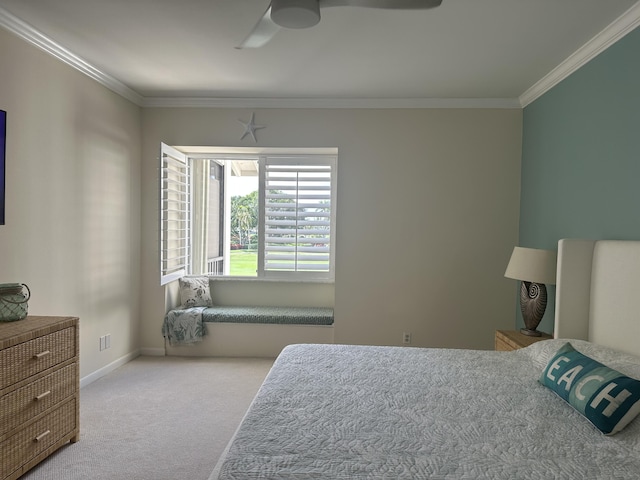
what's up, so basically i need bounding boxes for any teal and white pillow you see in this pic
[540,342,640,435]
[178,276,212,308]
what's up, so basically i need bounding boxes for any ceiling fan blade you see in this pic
[320,0,442,8]
[236,6,282,49]
[236,0,441,49]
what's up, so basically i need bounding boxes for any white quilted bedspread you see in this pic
[211,340,640,479]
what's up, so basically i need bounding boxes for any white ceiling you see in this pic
[0,0,638,107]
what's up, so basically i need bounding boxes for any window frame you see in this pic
[257,154,337,282]
[159,146,337,284]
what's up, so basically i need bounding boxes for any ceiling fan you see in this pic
[237,0,443,49]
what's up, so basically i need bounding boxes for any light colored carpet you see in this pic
[22,355,274,480]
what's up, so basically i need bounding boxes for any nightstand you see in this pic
[495,329,552,351]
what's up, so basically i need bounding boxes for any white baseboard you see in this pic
[140,347,166,356]
[80,349,141,389]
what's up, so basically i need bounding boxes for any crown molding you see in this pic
[2,3,637,110]
[519,1,640,107]
[0,6,144,106]
[141,96,521,109]
[0,6,519,110]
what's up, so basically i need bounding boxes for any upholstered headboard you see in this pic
[554,239,640,357]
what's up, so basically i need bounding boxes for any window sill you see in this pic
[209,276,335,285]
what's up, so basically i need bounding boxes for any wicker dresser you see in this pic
[0,316,79,480]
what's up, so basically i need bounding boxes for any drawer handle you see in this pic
[33,350,51,359]
[34,390,52,401]
[34,430,51,442]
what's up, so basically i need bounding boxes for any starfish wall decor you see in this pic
[238,112,265,143]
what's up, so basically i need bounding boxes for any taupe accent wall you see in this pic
[142,107,522,351]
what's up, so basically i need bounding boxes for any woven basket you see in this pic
[0,283,30,322]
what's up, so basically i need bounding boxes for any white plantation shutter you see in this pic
[259,155,336,280]
[160,143,191,285]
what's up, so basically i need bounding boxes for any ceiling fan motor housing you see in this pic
[271,0,321,29]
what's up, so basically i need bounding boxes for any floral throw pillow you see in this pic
[178,276,212,308]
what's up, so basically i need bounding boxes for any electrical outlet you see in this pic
[403,332,411,345]
[99,334,111,351]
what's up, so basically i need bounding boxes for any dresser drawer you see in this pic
[0,363,77,437]
[0,327,76,389]
[1,398,77,479]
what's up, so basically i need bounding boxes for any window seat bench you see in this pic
[163,305,334,358]
[200,305,334,325]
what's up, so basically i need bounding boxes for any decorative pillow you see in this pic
[178,276,212,308]
[540,342,640,435]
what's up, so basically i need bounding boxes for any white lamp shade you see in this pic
[505,247,557,285]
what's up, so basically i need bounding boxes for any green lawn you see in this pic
[229,249,257,276]
[229,248,329,275]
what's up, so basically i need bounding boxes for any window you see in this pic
[259,156,335,280]
[160,143,190,285]
[160,146,337,284]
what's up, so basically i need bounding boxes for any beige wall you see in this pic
[0,29,142,378]
[0,26,523,376]
[142,107,522,351]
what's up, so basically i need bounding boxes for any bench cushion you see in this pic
[202,306,333,326]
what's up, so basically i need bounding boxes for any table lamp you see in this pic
[504,247,557,336]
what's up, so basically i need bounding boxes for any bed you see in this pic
[209,239,640,479]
